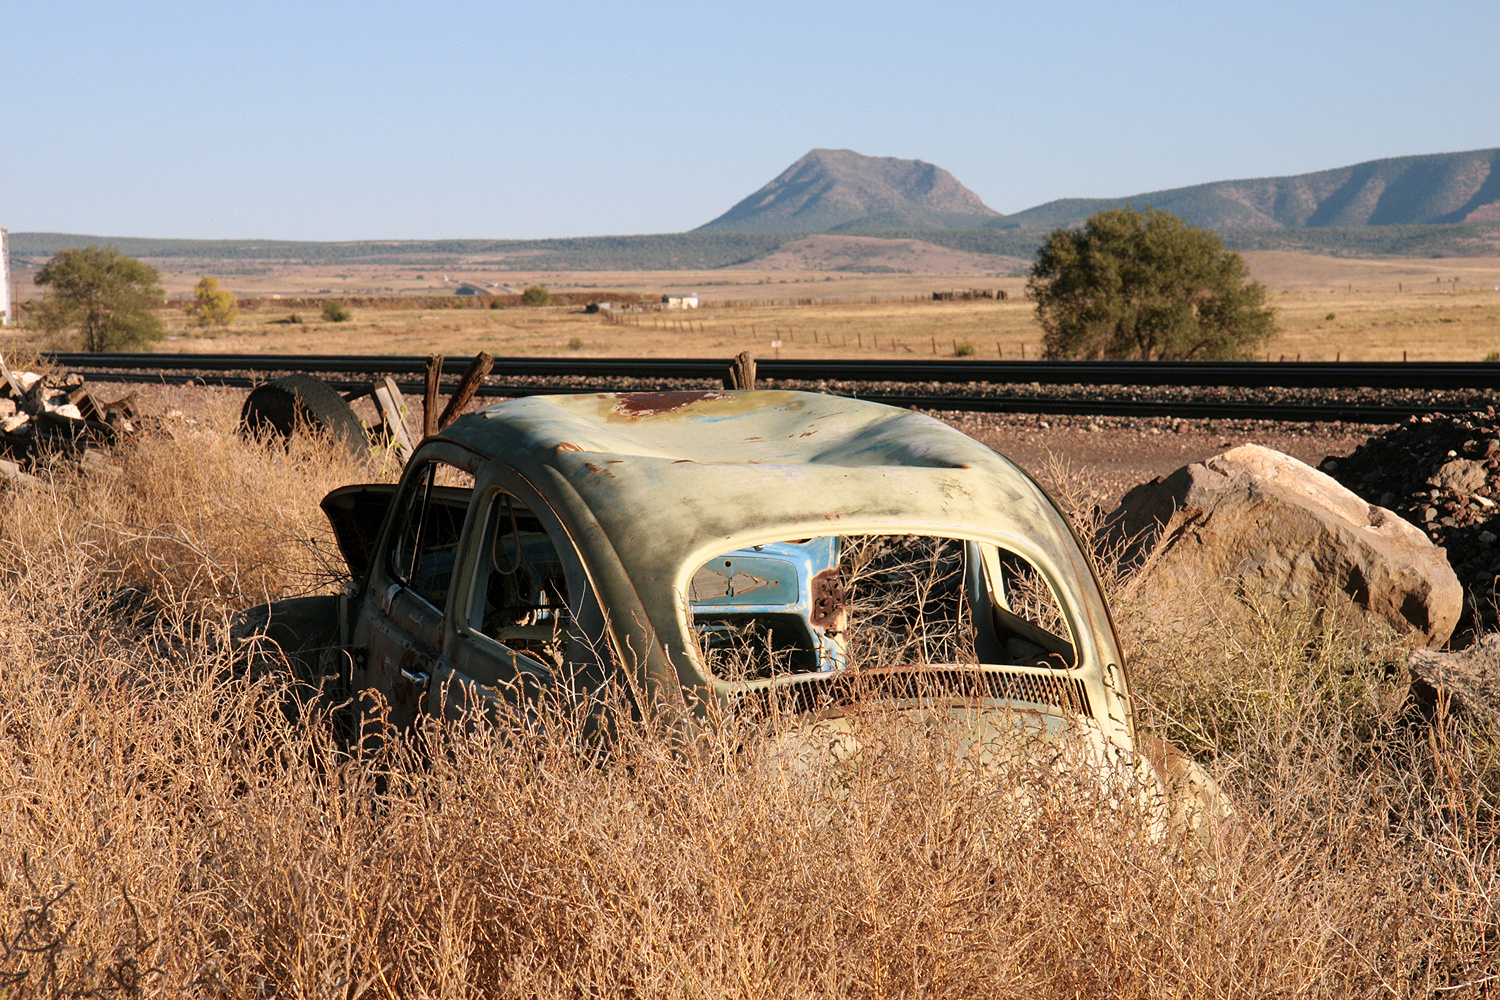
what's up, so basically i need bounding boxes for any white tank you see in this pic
[0,228,10,326]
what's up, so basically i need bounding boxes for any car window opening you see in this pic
[689,534,1075,683]
[471,493,571,670]
[387,461,475,613]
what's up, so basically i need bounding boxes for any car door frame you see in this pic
[350,445,482,733]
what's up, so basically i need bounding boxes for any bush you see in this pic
[33,245,165,351]
[1027,206,1275,360]
[187,277,240,327]
[520,285,552,307]
[321,299,351,323]
[954,340,976,357]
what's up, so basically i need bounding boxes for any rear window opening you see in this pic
[687,534,1075,683]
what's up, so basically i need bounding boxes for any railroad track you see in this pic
[44,352,1500,423]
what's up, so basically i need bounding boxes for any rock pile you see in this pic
[0,356,138,482]
[1323,409,1500,629]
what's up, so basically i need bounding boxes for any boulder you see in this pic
[1101,444,1462,647]
[1428,458,1488,495]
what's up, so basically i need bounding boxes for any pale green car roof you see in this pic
[435,389,1127,740]
[439,389,1100,618]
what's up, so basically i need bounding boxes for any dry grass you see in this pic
[0,407,1497,997]
[156,288,1500,364]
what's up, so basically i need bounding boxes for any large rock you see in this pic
[1101,444,1462,647]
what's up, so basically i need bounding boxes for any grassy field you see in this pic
[8,250,1500,361]
[0,399,1496,997]
[144,286,1500,363]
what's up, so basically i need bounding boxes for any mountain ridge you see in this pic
[695,149,1003,233]
[1004,148,1500,230]
[697,147,1500,235]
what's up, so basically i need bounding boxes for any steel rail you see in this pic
[43,352,1500,390]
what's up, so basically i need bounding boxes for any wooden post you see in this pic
[373,377,415,463]
[437,351,494,430]
[724,351,756,390]
[422,354,443,438]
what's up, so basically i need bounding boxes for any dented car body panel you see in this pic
[236,389,1232,844]
[428,390,1135,744]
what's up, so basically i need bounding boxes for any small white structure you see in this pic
[0,228,10,326]
[662,292,699,310]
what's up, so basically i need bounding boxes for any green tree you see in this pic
[1026,206,1274,360]
[188,276,240,327]
[520,285,552,306]
[34,245,166,351]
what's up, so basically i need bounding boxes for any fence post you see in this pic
[422,354,443,438]
[438,351,494,429]
[724,351,757,390]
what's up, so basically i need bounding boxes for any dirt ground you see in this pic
[950,413,1380,512]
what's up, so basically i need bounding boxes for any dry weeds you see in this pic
[0,407,1496,997]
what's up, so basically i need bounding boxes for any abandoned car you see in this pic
[234,388,1232,843]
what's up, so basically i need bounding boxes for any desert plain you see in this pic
[7,247,1500,363]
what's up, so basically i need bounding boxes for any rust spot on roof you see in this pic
[611,391,731,419]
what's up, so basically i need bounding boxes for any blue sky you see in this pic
[4,0,1497,241]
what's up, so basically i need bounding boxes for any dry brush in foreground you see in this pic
[0,404,1496,998]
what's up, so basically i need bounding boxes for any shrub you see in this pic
[33,245,165,351]
[520,285,552,307]
[954,340,976,357]
[1028,206,1274,360]
[187,277,240,327]
[321,299,351,323]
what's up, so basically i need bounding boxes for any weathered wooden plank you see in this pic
[372,376,414,462]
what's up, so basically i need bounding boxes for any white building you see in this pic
[662,292,699,310]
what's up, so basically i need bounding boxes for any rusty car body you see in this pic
[234,389,1231,844]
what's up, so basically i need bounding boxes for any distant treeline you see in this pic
[11,222,1500,270]
[211,292,653,311]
